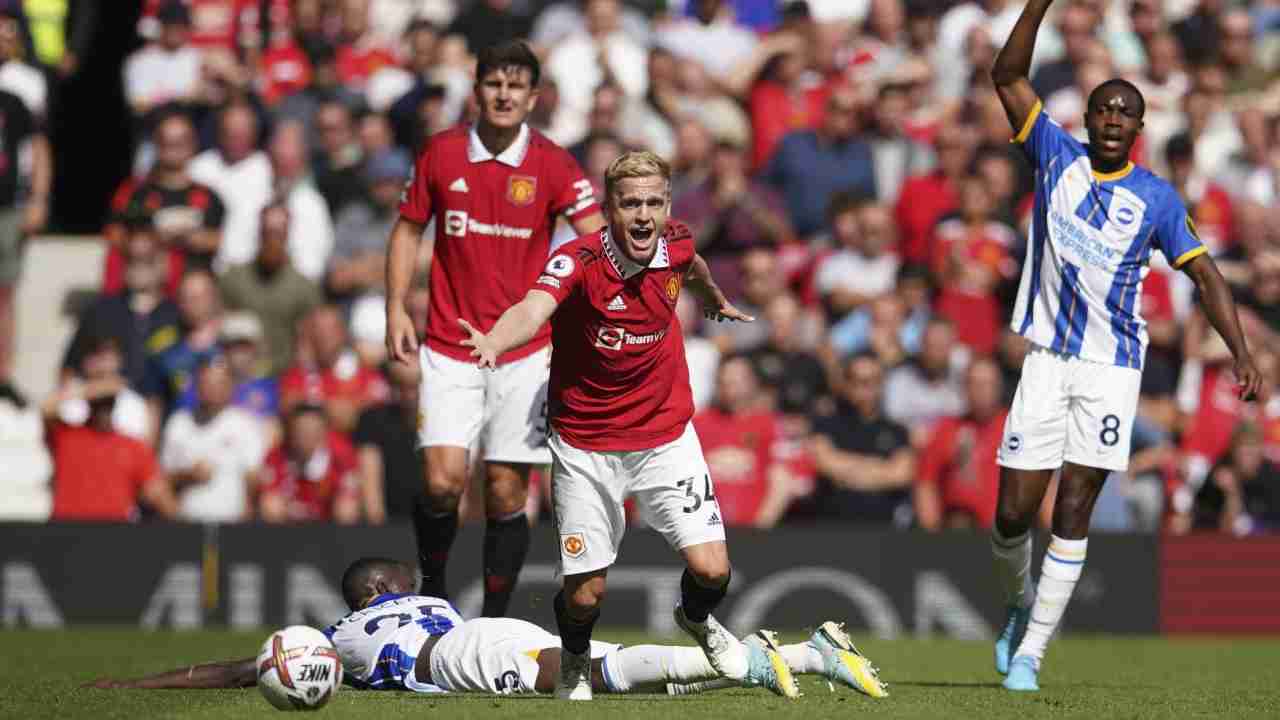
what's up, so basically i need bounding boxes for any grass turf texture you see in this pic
[3,629,1279,720]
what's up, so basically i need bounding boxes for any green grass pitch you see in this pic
[3,629,1279,720]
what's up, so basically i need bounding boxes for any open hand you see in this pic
[386,305,419,364]
[1235,354,1265,402]
[458,318,498,369]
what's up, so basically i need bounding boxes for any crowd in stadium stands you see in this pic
[2,0,1280,537]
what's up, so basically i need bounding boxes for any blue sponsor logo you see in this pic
[1116,207,1136,225]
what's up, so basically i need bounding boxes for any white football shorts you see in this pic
[418,345,551,464]
[998,344,1142,473]
[428,617,619,695]
[549,422,726,577]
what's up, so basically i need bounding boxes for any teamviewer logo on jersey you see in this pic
[444,210,468,237]
[595,326,624,351]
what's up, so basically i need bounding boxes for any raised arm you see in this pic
[686,253,754,323]
[384,217,425,364]
[85,657,258,690]
[1181,254,1263,401]
[990,0,1054,132]
[458,290,560,369]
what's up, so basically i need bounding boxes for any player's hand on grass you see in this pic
[386,305,419,364]
[458,318,498,369]
[1234,354,1264,402]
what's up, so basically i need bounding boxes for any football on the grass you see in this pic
[256,626,343,711]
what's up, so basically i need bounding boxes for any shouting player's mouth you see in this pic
[627,225,655,253]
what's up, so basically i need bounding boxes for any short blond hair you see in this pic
[604,150,671,200]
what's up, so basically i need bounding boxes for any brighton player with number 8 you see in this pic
[986,0,1265,693]
[384,41,605,618]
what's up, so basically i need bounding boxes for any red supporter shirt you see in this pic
[261,433,358,522]
[693,408,778,526]
[535,222,696,451]
[336,42,398,90]
[399,124,598,365]
[1181,364,1248,463]
[49,424,159,521]
[917,410,1008,528]
[895,171,958,263]
[279,352,390,409]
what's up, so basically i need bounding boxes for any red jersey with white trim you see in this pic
[534,222,696,452]
[399,123,598,365]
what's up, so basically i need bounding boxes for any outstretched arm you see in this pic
[458,290,560,369]
[1182,254,1264,401]
[685,254,754,323]
[990,0,1054,132]
[85,657,258,690]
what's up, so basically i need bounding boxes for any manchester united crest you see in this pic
[665,275,680,303]
[507,175,537,206]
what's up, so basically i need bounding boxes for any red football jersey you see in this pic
[278,353,390,410]
[261,433,358,522]
[399,124,599,365]
[534,222,696,452]
[693,408,779,526]
[917,410,1008,529]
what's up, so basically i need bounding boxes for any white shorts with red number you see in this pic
[998,344,1142,473]
[429,617,620,695]
[549,422,726,576]
[418,345,551,464]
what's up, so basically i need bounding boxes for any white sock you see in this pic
[779,642,826,674]
[991,525,1036,609]
[1016,535,1088,666]
[600,645,718,693]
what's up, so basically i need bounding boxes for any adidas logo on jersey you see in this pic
[707,511,721,527]
[607,295,627,312]
[449,177,469,193]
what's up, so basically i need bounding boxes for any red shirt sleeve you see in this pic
[398,143,433,224]
[916,419,953,487]
[261,448,286,494]
[665,219,696,273]
[548,146,599,222]
[532,243,587,304]
[132,441,161,494]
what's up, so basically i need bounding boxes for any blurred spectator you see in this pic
[1166,132,1234,258]
[52,332,153,444]
[762,85,876,239]
[0,381,51,521]
[618,47,680,162]
[105,110,224,291]
[0,7,45,118]
[353,360,423,525]
[62,225,182,389]
[930,173,1017,354]
[895,122,975,264]
[672,57,751,162]
[349,293,388,370]
[189,102,272,271]
[748,292,831,420]
[335,0,398,92]
[327,149,409,305]
[706,248,799,353]
[1173,0,1227,68]
[743,30,820,172]
[884,316,967,443]
[655,0,758,86]
[693,355,797,528]
[269,119,335,282]
[828,266,932,366]
[814,194,899,323]
[676,293,720,411]
[259,403,360,523]
[1030,0,1098,100]
[568,82,625,166]
[177,312,280,426]
[0,82,39,382]
[257,6,314,106]
[124,1,201,119]
[141,269,224,423]
[670,117,714,196]
[1189,423,1280,535]
[1181,64,1243,182]
[810,352,915,526]
[1130,31,1188,179]
[914,355,1006,530]
[545,0,647,147]
[1220,9,1274,99]
[674,134,791,303]
[530,0,652,50]
[43,371,176,522]
[276,41,363,144]
[867,77,936,205]
[160,354,267,523]
[279,304,389,433]
[312,100,367,217]
[447,0,533,56]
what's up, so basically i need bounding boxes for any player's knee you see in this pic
[564,577,606,614]
[424,467,465,510]
[484,478,528,518]
[995,505,1032,538]
[686,556,730,589]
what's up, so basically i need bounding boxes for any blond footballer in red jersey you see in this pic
[384,41,605,618]
[457,151,801,701]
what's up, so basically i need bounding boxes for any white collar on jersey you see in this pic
[602,227,670,279]
[466,123,531,167]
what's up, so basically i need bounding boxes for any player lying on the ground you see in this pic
[84,558,887,698]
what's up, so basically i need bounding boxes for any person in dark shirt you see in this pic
[1193,423,1280,534]
[352,360,425,524]
[447,0,534,56]
[810,352,915,526]
[141,269,222,422]
[62,221,182,388]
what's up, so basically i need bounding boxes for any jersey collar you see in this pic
[467,123,530,167]
[602,227,670,279]
[1091,161,1134,183]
